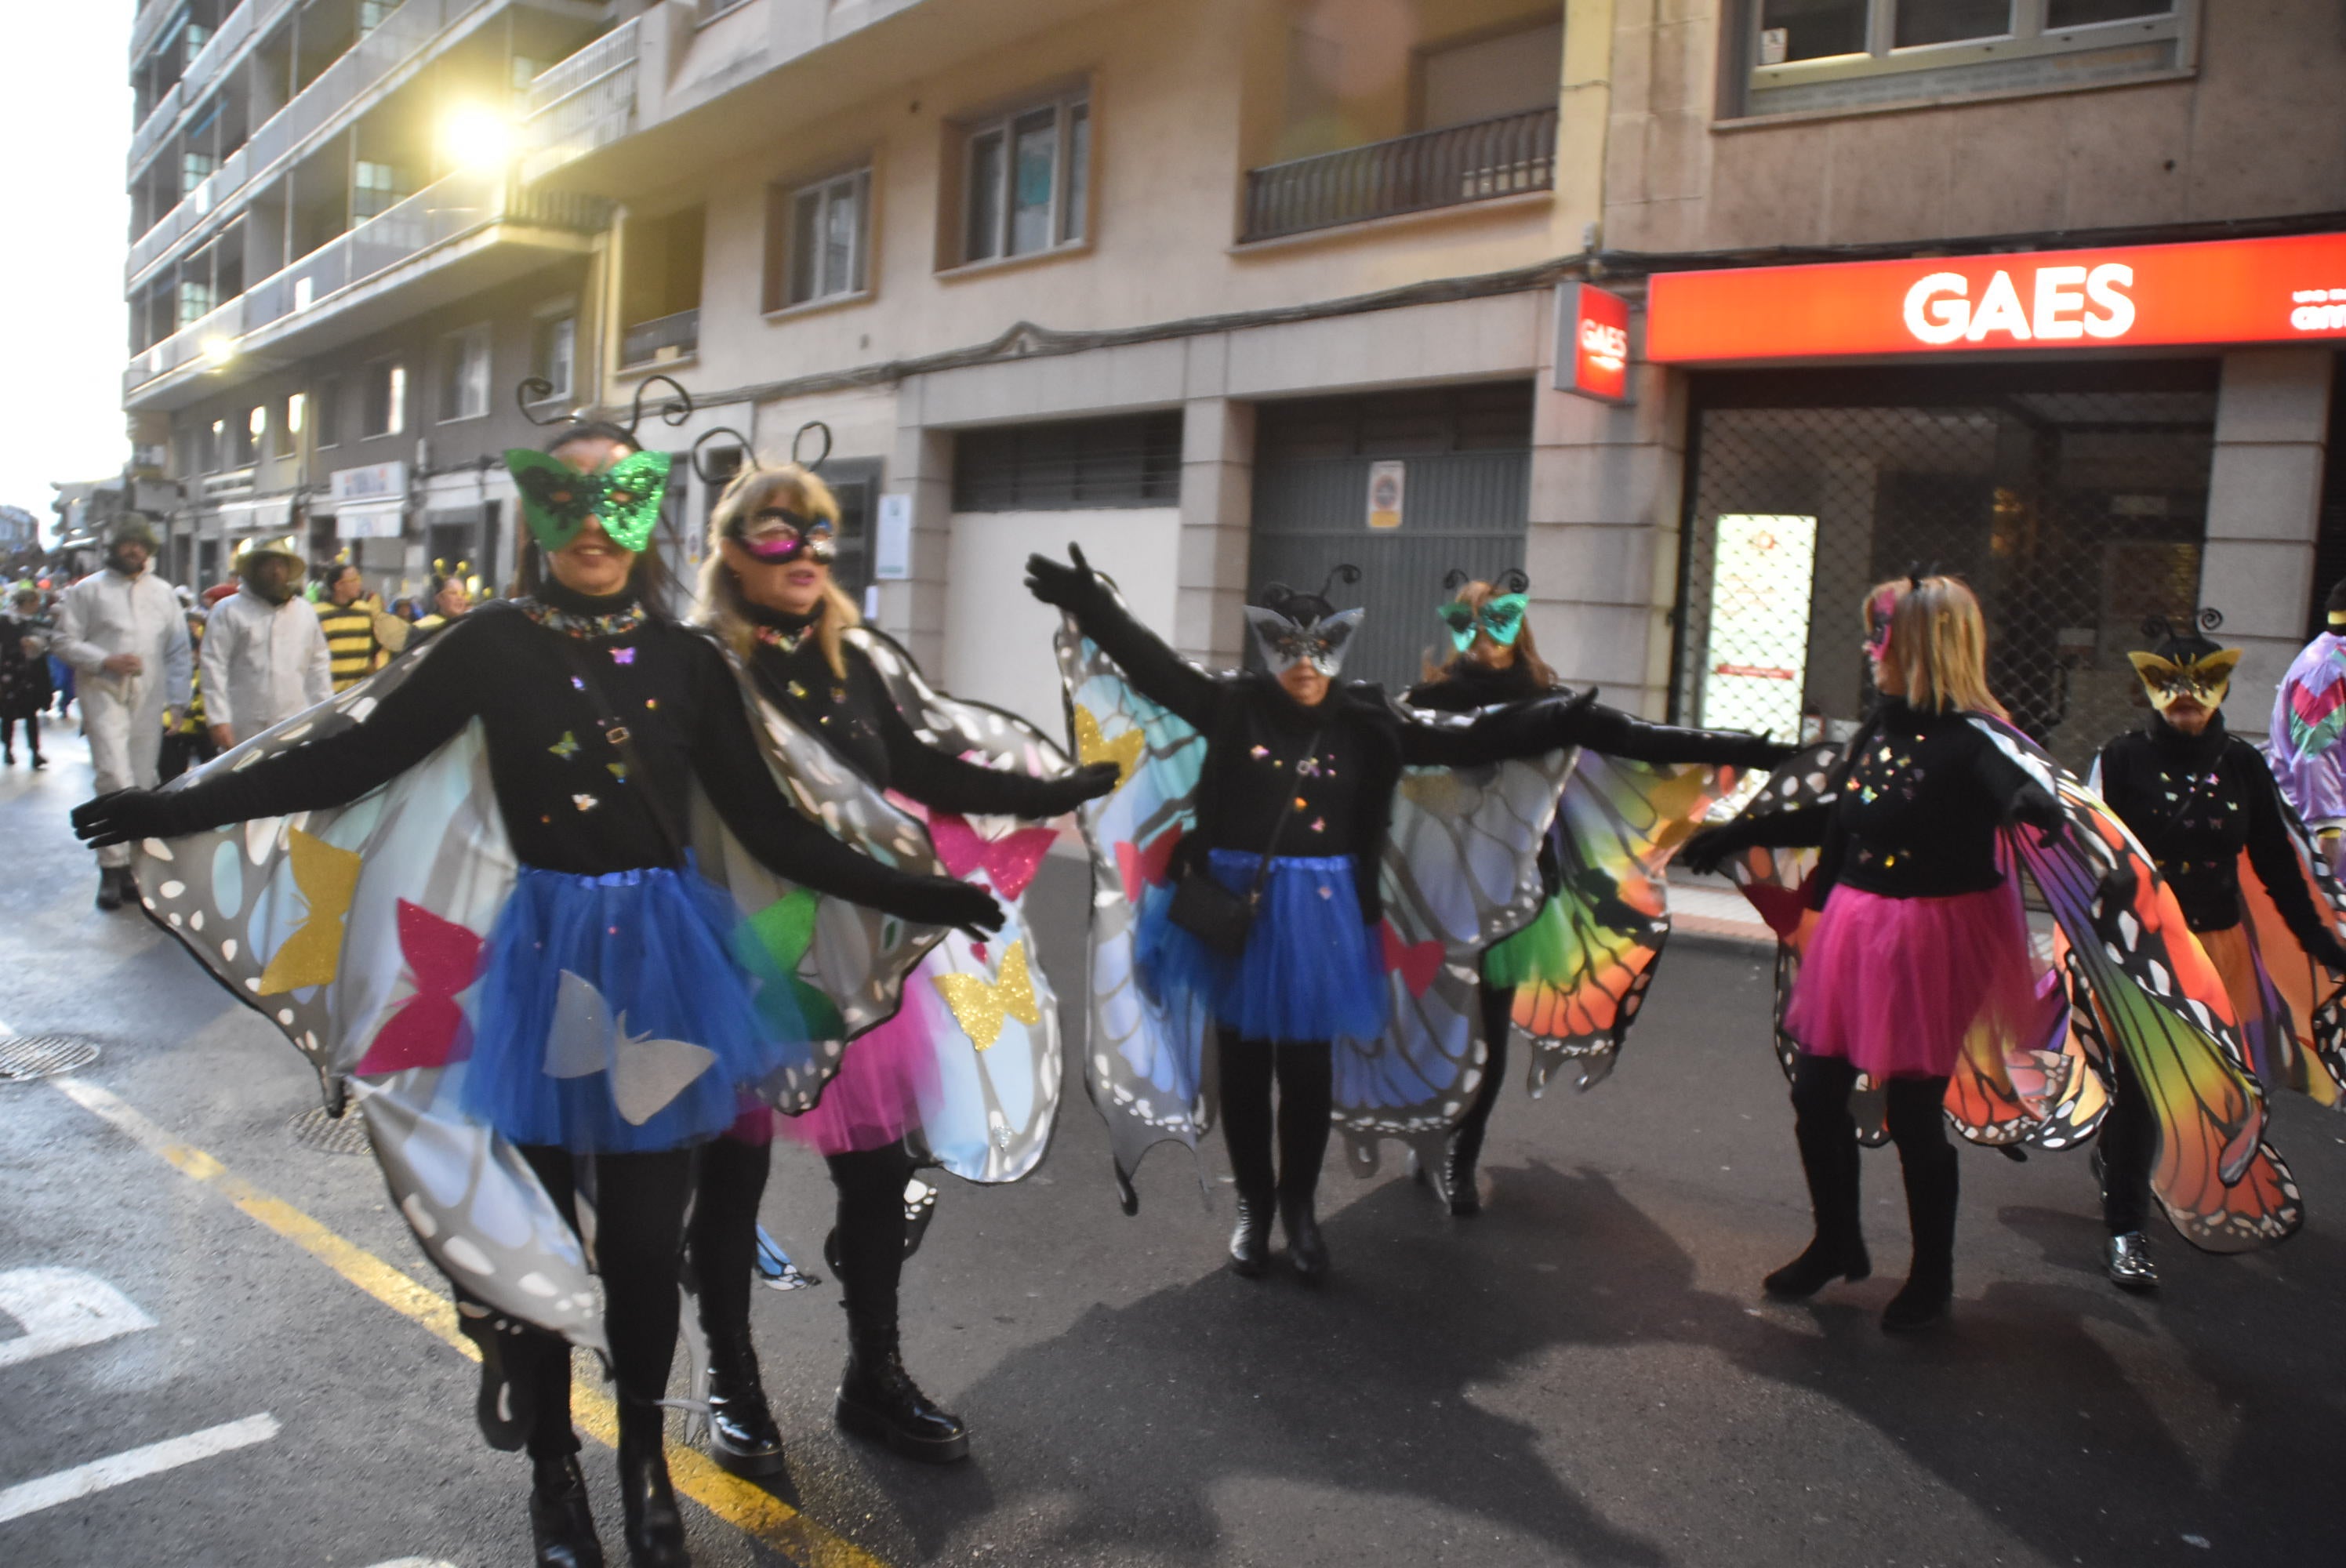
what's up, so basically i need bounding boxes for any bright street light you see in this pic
[441,103,515,170]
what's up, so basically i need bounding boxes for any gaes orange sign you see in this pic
[1647,230,2346,364]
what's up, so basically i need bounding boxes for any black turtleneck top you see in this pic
[1062,590,1569,922]
[1727,700,2062,900]
[743,605,1067,818]
[2095,714,2330,944]
[142,583,950,916]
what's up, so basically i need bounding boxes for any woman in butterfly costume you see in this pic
[685,448,1117,1469]
[1030,549,1648,1279]
[74,416,1000,1568]
[1684,576,2307,1330]
[2086,612,2346,1291]
[1405,570,1789,1212]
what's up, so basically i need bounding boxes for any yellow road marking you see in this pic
[45,1075,887,1568]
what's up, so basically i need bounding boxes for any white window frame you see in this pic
[780,169,873,310]
[1741,2,2197,118]
[361,359,406,439]
[532,310,577,402]
[438,324,492,423]
[955,88,1091,268]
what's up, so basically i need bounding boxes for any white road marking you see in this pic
[362,1560,462,1567]
[0,1413,280,1524]
[0,1267,157,1370]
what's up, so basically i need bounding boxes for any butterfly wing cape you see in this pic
[714,626,1073,1184]
[2230,785,2346,1107]
[1051,590,1563,1207]
[1716,721,2301,1251]
[1510,750,1745,1094]
[1351,712,1570,1178]
[135,628,942,1352]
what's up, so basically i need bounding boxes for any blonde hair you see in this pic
[1421,577,1559,687]
[1867,575,2007,720]
[697,462,862,679]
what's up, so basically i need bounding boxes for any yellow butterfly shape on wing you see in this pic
[1073,704,1143,789]
[256,828,365,995]
[932,941,1040,1051]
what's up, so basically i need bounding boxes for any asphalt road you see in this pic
[3,721,2342,1567]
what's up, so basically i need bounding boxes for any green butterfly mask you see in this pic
[505,448,673,554]
[1436,592,1529,653]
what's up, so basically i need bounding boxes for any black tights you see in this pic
[503,1145,695,1460]
[1789,1054,1957,1265]
[688,1134,916,1338]
[1216,1029,1334,1203]
[2094,1046,2155,1235]
[1451,983,1514,1159]
[1,715,37,757]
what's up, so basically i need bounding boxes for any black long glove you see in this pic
[1026,760,1123,815]
[1024,544,1109,612]
[1676,822,1749,877]
[898,878,1008,940]
[73,789,187,850]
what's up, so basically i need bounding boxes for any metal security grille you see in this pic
[1248,383,1533,691]
[953,413,1182,511]
[1673,363,2219,775]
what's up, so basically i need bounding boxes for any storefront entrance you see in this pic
[1672,361,2219,772]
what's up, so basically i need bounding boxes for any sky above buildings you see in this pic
[0,7,134,538]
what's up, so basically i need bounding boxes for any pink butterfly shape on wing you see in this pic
[354,901,485,1076]
[929,811,1059,902]
[1114,829,1181,907]
[1380,920,1443,998]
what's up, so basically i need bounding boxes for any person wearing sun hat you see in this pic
[200,535,332,749]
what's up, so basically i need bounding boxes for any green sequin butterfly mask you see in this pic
[1437,592,1529,653]
[506,448,673,554]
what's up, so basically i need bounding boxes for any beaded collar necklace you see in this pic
[753,622,813,655]
[516,596,645,641]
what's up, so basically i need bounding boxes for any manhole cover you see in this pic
[287,1105,371,1156]
[0,1035,102,1081]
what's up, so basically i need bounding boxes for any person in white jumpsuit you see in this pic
[201,536,332,750]
[53,518,192,909]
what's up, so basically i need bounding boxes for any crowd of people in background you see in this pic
[8,517,474,906]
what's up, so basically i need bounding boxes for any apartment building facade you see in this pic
[123,0,630,604]
[129,2,2346,758]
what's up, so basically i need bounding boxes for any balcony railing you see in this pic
[1240,106,1558,244]
[620,308,700,369]
[128,0,494,282]
[519,17,640,183]
[129,0,300,172]
[125,167,608,400]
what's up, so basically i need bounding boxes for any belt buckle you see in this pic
[605,724,630,746]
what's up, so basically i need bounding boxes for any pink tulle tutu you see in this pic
[768,954,949,1155]
[1783,881,2056,1080]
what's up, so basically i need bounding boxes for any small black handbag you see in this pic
[1167,729,1318,958]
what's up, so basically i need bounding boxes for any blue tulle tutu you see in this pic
[1135,851,1389,1044]
[460,859,810,1153]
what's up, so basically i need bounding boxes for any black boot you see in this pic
[528,1454,605,1568]
[1277,1189,1328,1281]
[837,1309,970,1463]
[1882,1145,1958,1332]
[702,1327,785,1478]
[96,867,125,911]
[1442,1126,1485,1218]
[1763,1123,1870,1298]
[1228,1190,1273,1277]
[617,1402,689,1567]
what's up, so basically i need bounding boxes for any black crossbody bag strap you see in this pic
[554,636,688,862]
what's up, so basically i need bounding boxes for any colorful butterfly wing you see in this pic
[2232,791,2346,1105]
[703,642,958,1113]
[132,634,605,1350]
[1712,742,1839,1074]
[1052,590,1211,1211]
[841,627,1078,1182]
[1338,708,1569,1181]
[1514,752,1743,1094]
[1977,717,2295,1252]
